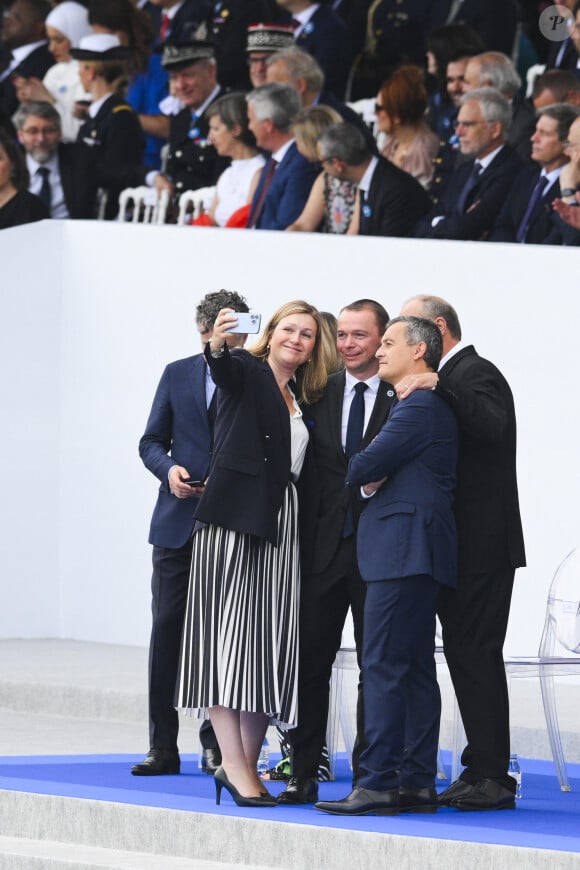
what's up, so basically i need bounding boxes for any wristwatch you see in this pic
[560,188,578,197]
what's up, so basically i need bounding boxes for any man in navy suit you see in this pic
[415,88,522,241]
[316,316,458,816]
[490,103,579,244]
[399,295,525,812]
[275,0,353,98]
[246,81,318,229]
[132,290,250,777]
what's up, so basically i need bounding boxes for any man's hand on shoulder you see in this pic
[396,373,438,399]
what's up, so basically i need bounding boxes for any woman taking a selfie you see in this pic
[176,300,326,807]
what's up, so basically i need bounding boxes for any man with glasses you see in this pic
[14,100,96,218]
[415,87,522,241]
[246,22,295,89]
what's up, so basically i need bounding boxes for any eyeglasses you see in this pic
[21,126,59,136]
[374,103,385,114]
[248,56,269,66]
[453,119,491,129]
[564,140,580,151]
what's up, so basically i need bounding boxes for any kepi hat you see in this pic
[246,23,295,54]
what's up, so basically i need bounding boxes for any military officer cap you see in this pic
[71,33,131,61]
[246,23,295,54]
[161,39,216,71]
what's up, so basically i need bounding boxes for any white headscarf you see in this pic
[46,2,92,49]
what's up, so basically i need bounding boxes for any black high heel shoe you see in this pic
[214,767,277,808]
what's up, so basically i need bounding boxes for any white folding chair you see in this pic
[117,186,169,224]
[177,186,216,225]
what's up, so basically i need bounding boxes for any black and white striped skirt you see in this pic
[176,483,300,729]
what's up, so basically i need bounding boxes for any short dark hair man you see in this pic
[490,103,580,244]
[133,289,250,777]
[277,299,394,805]
[316,316,459,817]
[14,101,97,219]
[317,123,431,238]
[398,295,526,812]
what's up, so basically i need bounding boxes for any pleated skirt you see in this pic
[176,483,300,729]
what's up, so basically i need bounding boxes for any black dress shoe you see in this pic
[315,787,399,816]
[200,747,222,775]
[277,776,319,804]
[437,778,475,806]
[399,786,438,813]
[452,778,516,811]
[131,748,180,776]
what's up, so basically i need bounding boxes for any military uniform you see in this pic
[166,97,230,195]
[366,0,439,68]
[77,94,145,219]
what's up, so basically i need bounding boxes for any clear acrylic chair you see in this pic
[504,547,580,791]
[327,645,448,780]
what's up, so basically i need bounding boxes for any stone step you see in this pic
[0,837,274,870]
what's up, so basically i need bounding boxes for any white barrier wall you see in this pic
[1,219,579,652]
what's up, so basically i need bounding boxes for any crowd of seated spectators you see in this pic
[1,0,579,243]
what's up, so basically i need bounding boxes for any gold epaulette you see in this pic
[113,104,132,113]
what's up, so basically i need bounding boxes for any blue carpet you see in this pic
[0,753,579,853]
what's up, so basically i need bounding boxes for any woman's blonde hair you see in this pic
[251,300,328,404]
[292,104,342,161]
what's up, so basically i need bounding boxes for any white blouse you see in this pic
[214,154,266,227]
[290,393,309,481]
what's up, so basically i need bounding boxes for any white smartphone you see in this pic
[225,312,262,334]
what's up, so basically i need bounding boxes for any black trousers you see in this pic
[438,567,515,786]
[289,535,366,780]
[149,541,216,752]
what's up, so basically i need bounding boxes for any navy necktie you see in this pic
[345,382,368,460]
[457,160,482,212]
[516,175,549,243]
[37,166,51,211]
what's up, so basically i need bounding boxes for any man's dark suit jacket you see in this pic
[58,143,98,219]
[347,390,459,588]
[0,42,54,116]
[293,4,353,99]
[139,353,213,549]
[415,145,522,241]
[507,94,535,164]
[249,141,318,230]
[434,345,526,575]
[489,165,562,245]
[360,156,431,238]
[546,37,579,73]
[168,0,212,41]
[306,372,395,575]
